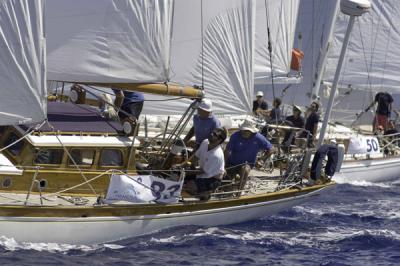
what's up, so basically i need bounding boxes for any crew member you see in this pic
[112,89,145,120]
[225,119,273,190]
[252,91,268,117]
[373,91,393,131]
[183,99,221,149]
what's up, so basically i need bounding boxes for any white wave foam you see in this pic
[0,236,124,253]
[148,226,400,248]
[294,199,400,221]
[334,176,393,188]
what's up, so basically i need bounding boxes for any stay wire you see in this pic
[200,0,204,89]
[264,0,276,102]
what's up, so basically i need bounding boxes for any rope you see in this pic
[200,0,204,89]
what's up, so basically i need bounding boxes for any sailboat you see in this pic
[309,0,400,183]
[255,0,400,183]
[0,0,336,244]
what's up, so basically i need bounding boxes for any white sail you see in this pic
[316,0,398,124]
[143,0,256,116]
[143,0,300,115]
[256,0,339,109]
[46,0,173,83]
[0,0,47,125]
[46,0,299,116]
[324,0,400,93]
[254,0,300,84]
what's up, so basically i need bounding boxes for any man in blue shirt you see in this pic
[183,99,221,149]
[112,89,144,120]
[225,118,273,190]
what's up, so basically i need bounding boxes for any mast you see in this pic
[317,0,371,148]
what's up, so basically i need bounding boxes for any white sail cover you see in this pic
[254,0,300,84]
[0,0,47,125]
[324,1,400,93]
[143,0,256,115]
[46,0,173,83]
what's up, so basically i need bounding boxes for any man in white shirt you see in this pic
[184,127,227,199]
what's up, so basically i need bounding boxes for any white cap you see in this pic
[239,118,258,133]
[256,91,264,97]
[198,99,212,112]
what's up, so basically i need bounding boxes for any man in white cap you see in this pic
[183,98,221,149]
[252,91,268,117]
[225,118,273,189]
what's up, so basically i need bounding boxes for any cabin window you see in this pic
[4,132,24,156]
[100,149,123,166]
[34,149,64,165]
[69,149,95,166]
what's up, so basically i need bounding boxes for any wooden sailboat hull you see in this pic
[335,156,400,183]
[0,183,334,244]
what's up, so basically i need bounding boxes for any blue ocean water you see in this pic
[1,181,399,265]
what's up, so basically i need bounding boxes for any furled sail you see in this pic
[0,0,47,125]
[254,0,300,84]
[143,0,256,115]
[46,0,173,84]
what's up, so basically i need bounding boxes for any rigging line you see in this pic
[311,0,315,91]
[379,25,392,91]
[200,0,204,89]
[51,124,98,197]
[264,0,276,101]
[357,20,374,91]
[368,1,384,74]
[373,2,392,91]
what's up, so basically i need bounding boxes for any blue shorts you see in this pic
[196,178,221,193]
[119,101,144,119]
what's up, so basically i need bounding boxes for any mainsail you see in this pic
[46,0,300,116]
[144,0,301,115]
[319,0,399,124]
[0,0,47,125]
[324,0,400,93]
[257,0,339,109]
[46,0,173,83]
[143,0,256,115]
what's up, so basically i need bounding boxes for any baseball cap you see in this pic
[198,99,212,112]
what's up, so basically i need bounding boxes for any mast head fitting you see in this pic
[340,0,371,16]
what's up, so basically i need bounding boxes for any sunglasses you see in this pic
[212,131,224,140]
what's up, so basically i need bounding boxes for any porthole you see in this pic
[38,179,48,189]
[2,177,12,188]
